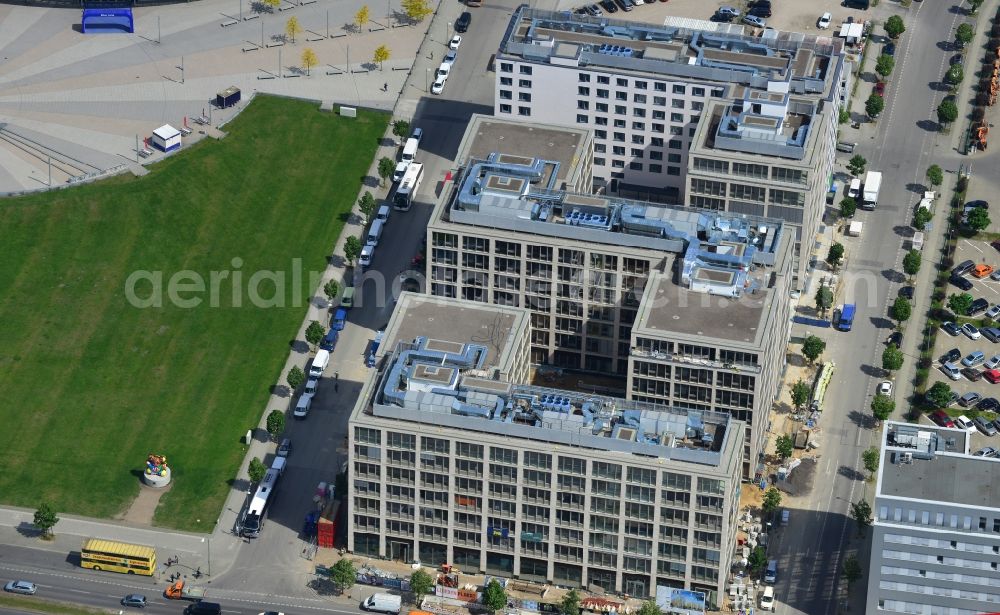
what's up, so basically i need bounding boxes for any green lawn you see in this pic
[0,96,387,531]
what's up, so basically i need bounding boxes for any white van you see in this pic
[401,138,419,163]
[360,244,374,267]
[376,204,391,223]
[436,62,451,80]
[310,349,330,378]
[760,586,775,611]
[293,393,314,419]
[848,178,861,199]
[367,220,384,246]
[393,161,409,182]
[361,594,401,614]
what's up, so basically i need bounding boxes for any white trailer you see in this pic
[911,231,924,251]
[848,220,863,237]
[861,171,882,209]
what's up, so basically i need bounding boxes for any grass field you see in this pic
[0,96,387,531]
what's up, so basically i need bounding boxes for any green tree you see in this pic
[871,394,894,424]
[400,0,434,21]
[926,164,943,188]
[791,380,811,410]
[266,409,285,439]
[344,235,363,266]
[802,335,827,363]
[747,546,767,573]
[559,590,581,615]
[815,285,834,314]
[862,446,880,477]
[301,48,318,75]
[937,99,958,124]
[355,4,370,31]
[903,249,921,277]
[866,93,885,118]
[882,345,903,373]
[913,206,933,230]
[948,292,974,316]
[482,579,507,614]
[323,279,340,304]
[884,15,906,39]
[373,44,391,70]
[969,0,984,12]
[926,382,953,407]
[248,457,267,484]
[285,16,302,43]
[955,23,974,48]
[875,54,895,79]
[838,108,850,124]
[840,197,857,219]
[891,297,911,323]
[377,156,395,187]
[287,365,305,391]
[392,120,411,140]
[826,242,845,269]
[842,555,863,588]
[33,502,59,539]
[851,500,873,536]
[330,558,357,592]
[637,601,661,615]
[410,569,434,603]
[775,434,794,460]
[305,320,325,349]
[358,191,377,225]
[762,487,782,514]
[261,0,280,9]
[945,64,964,87]
[847,154,867,176]
[967,207,991,231]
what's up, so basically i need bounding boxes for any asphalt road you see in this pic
[772,2,976,614]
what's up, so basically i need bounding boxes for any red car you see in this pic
[930,410,955,428]
[875,81,886,97]
[985,369,1000,384]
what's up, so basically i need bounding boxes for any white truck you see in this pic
[861,171,882,209]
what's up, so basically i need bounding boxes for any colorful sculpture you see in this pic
[142,453,172,487]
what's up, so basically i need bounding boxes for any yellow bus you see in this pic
[80,539,156,576]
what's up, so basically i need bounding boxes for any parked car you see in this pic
[442,49,457,67]
[978,397,1000,411]
[988,305,1000,319]
[986,355,1000,370]
[984,327,1000,342]
[950,274,974,291]
[962,350,985,366]
[962,323,982,340]
[277,438,292,457]
[941,362,962,381]
[600,0,618,12]
[974,447,998,457]
[929,410,955,428]
[985,368,1000,384]
[974,415,998,436]
[449,35,462,50]
[884,42,896,56]
[955,415,977,432]
[818,12,832,29]
[994,416,1000,431]
[973,264,995,278]
[748,5,771,18]
[898,286,914,299]
[953,259,976,276]
[743,14,766,27]
[961,367,983,381]
[969,298,990,316]
[877,381,893,396]
[992,270,1000,281]
[959,392,982,407]
[941,321,961,337]
[431,74,447,95]
[4,581,37,595]
[304,375,319,394]
[122,594,147,608]
[454,11,471,32]
[886,331,902,346]
[717,5,740,17]
[875,81,886,97]
[940,348,962,363]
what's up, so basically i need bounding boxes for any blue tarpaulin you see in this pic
[82,8,134,33]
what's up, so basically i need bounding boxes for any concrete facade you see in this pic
[866,421,1000,614]
[492,7,846,283]
[347,293,744,607]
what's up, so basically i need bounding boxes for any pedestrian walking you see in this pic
[383,82,388,92]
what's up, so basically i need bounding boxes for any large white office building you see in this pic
[866,421,1000,614]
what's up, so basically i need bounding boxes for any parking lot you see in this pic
[586,0,878,35]
[926,237,1000,450]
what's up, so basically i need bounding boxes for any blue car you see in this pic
[331,308,348,331]
[320,328,339,351]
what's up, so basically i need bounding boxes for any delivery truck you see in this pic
[861,171,882,209]
[361,593,402,614]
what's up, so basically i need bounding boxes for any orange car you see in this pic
[973,264,994,278]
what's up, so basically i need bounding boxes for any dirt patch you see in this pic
[117,483,172,525]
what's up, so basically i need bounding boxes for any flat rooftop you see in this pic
[879,423,1000,510]
[381,293,526,374]
[636,270,770,345]
[499,7,842,99]
[460,116,589,189]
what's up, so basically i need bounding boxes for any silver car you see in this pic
[4,581,37,595]
[743,15,766,27]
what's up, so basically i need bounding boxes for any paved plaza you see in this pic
[0,0,427,193]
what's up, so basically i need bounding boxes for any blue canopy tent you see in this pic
[82,8,134,34]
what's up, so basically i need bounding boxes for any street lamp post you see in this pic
[425,68,430,93]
